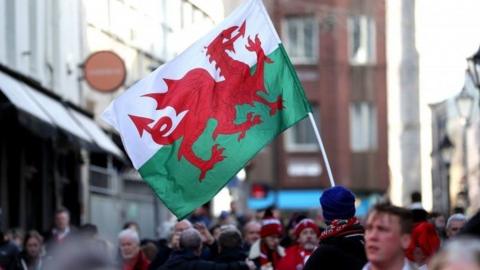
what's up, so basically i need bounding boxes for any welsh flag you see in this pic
[103,0,311,219]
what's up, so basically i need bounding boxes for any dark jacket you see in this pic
[158,250,249,270]
[214,247,247,264]
[148,242,173,270]
[0,240,20,270]
[304,226,367,270]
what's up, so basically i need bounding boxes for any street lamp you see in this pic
[467,46,480,89]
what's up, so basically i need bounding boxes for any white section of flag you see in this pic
[102,0,281,169]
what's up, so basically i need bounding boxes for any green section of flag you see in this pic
[139,45,311,219]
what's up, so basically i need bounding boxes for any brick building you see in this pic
[244,0,388,213]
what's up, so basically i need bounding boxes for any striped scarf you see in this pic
[320,217,363,241]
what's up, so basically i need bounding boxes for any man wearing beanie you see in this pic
[304,186,367,270]
[277,218,320,270]
[248,211,285,270]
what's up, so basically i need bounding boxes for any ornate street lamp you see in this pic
[467,47,480,89]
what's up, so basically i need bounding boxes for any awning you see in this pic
[69,109,123,158]
[0,71,123,158]
[247,189,382,216]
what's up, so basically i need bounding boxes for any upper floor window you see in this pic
[282,16,317,64]
[350,102,377,152]
[285,105,320,151]
[348,15,376,65]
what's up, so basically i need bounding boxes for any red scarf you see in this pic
[320,217,360,241]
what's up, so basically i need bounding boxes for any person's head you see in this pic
[122,221,140,235]
[260,216,283,251]
[24,230,44,259]
[446,213,467,238]
[365,203,413,268]
[293,219,320,251]
[320,186,356,222]
[54,207,70,231]
[170,220,193,249]
[411,191,422,204]
[430,212,446,231]
[6,228,24,248]
[218,227,243,252]
[243,221,261,246]
[429,237,480,270]
[79,223,98,238]
[405,222,441,265]
[179,228,203,256]
[140,242,158,261]
[118,229,140,260]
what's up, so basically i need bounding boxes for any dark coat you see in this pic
[303,231,367,270]
[0,240,20,270]
[214,247,247,264]
[148,242,173,270]
[157,250,249,270]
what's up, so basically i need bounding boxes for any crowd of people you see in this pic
[0,186,480,270]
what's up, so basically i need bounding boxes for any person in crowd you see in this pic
[15,230,45,270]
[278,218,319,270]
[459,210,480,237]
[118,229,150,270]
[304,186,367,270]
[242,221,261,252]
[409,191,423,210]
[429,212,447,241]
[405,221,440,269]
[44,207,76,252]
[0,230,20,270]
[148,219,193,270]
[248,211,285,270]
[280,213,307,248]
[140,242,158,262]
[210,224,223,241]
[5,229,24,251]
[429,237,480,270]
[188,205,212,228]
[159,228,254,270]
[43,234,115,270]
[362,203,416,270]
[215,226,247,263]
[123,222,141,236]
[80,223,117,262]
[445,213,467,239]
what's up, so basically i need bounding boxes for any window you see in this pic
[350,102,377,152]
[348,15,376,65]
[282,16,317,64]
[285,105,320,151]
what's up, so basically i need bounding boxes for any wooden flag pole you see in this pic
[308,112,335,187]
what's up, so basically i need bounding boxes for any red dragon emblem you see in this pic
[129,21,283,180]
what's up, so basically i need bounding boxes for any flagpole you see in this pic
[308,112,335,187]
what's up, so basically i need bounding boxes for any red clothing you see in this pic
[277,245,313,270]
[122,251,150,270]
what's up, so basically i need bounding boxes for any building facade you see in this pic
[242,0,388,214]
[0,0,221,242]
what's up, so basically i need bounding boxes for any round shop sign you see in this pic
[83,51,126,93]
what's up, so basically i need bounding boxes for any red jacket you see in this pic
[277,245,313,270]
[122,250,150,270]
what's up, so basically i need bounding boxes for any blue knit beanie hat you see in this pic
[320,186,356,221]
